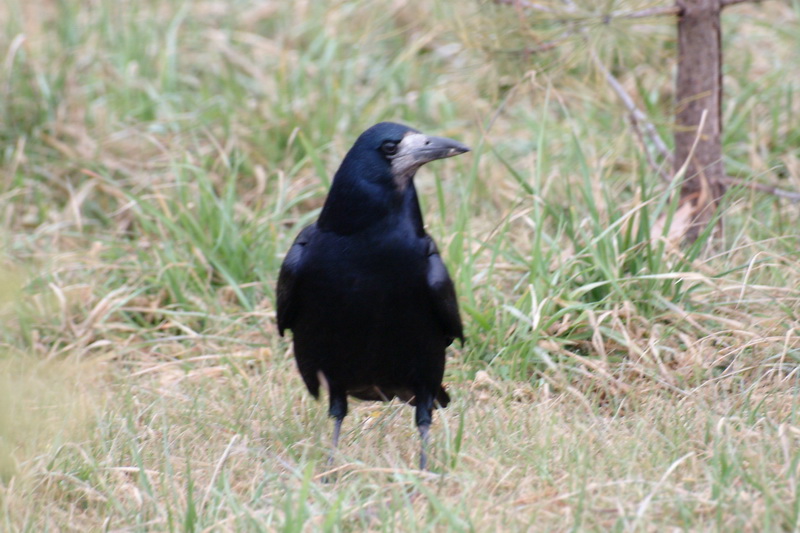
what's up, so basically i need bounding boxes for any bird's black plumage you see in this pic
[276,122,468,469]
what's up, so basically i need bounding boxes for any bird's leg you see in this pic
[418,423,431,470]
[331,416,343,449]
[327,389,348,465]
[414,391,434,470]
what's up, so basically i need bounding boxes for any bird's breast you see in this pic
[303,230,427,305]
[291,226,447,370]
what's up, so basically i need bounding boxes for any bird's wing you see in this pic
[425,236,464,345]
[276,224,317,336]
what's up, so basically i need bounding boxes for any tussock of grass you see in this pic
[1,0,799,530]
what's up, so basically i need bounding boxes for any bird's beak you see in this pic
[411,135,471,165]
[391,133,470,187]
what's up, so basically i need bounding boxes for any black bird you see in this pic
[276,122,469,469]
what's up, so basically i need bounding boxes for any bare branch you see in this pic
[493,0,558,13]
[630,113,673,183]
[588,48,674,170]
[494,0,681,23]
[609,6,682,20]
[491,39,569,56]
[720,177,800,202]
[721,0,764,7]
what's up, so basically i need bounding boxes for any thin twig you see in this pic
[630,113,672,183]
[588,48,674,174]
[493,0,557,13]
[494,0,680,22]
[722,0,764,7]
[491,39,569,56]
[609,6,681,20]
[720,176,800,202]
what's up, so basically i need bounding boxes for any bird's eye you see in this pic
[381,141,399,156]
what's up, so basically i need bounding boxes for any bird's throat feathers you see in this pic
[317,171,423,236]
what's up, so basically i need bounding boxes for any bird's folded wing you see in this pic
[276,224,317,336]
[425,236,464,345]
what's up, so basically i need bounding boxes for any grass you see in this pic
[1,0,799,530]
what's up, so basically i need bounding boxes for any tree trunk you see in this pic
[674,0,727,242]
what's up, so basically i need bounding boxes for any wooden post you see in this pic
[674,0,727,241]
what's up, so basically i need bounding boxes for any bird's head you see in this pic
[319,122,469,234]
[341,122,470,192]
